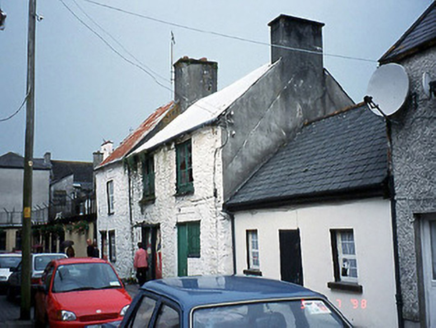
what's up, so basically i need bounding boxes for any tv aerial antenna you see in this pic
[364,63,410,117]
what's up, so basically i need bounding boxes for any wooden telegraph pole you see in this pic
[21,0,36,320]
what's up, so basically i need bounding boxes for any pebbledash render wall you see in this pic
[389,47,436,327]
[95,161,134,280]
[129,125,233,277]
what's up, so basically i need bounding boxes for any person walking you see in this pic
[134,242,148,286]
[66,246,75,258]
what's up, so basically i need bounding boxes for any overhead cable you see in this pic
[82,0,377,63]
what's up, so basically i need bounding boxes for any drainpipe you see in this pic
[387,120,404,328]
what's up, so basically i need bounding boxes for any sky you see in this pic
[0,0,433,162]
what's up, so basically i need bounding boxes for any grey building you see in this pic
[0,152,51,251]
[378,2,436,327]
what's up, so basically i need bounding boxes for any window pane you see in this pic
[155,304,180,328]
[248,231,260,269]
[188,222,200,257]
[131,296,157,328]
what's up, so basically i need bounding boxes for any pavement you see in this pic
[0,283,140,327]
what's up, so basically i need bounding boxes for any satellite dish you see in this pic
[366,63,409,116]
[423,72,431,98]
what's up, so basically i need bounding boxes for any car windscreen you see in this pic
[52,262,122,293]
[192,299,348,328]
[0,257,21,269]
[34,255,66,271]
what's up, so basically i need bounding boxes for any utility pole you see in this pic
[21,0,36,320]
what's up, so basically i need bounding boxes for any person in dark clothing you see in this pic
[87,238,94,257]
[92,239,100,258]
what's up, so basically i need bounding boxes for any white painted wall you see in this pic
[95,161,133,279]
[130,126,233,278]
[234,198,397,328]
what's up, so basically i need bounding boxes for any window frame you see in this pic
[142,155,155,201]
[247,230,260,270]
[176,139,194,195]
[106,180,114,215]
[328,229,362,293]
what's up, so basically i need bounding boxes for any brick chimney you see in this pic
[269,15,326,122]
[174,57,218,113]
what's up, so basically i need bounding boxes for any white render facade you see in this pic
[95,161,134,279]
[129,126,233,278]
[233,198,398,328]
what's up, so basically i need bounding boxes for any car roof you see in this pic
[141,275,323,310]
[54,257,109,265]
[0,253,21,257]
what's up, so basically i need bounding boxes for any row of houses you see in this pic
[1,3,435,327]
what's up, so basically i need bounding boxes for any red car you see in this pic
[34,257,132,327]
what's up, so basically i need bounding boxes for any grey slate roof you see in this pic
[51,160,93,186]
[0,152,51,170]
[226,104,388,210]
[380,1,436,63]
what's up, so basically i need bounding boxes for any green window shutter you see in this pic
[176,140,194,194]
[187,221,200,257]
[142,156,155,199]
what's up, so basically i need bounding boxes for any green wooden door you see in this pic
[177,224,188,276]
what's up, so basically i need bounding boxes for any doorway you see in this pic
[279,229,303,285]
[141,225,162,281]
[421,214,436,327]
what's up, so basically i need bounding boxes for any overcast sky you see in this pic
[0,0,432,162]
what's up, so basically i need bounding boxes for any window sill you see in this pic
[243,269,262,277]
[139,195,156,206]
[175,190,194,197]
[327,281,363,293]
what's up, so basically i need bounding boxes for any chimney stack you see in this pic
[269,15,326,122]
[174,57,218,113]
[100,140,113,160]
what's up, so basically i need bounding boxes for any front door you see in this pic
[421,214,436,327]
[279,229,303,285]
[142,225,162,281]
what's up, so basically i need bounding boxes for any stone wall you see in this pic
[391,47,436,325]
[130,126,233,277]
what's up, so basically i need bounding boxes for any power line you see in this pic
[70,0,168,84]
[0,92,28,122]
[58,0,174,94]
[82,0,377,64]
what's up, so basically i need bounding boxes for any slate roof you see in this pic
[0,152,51,170]
[380,1,436,63]
[226,103,389,210]
[51,160,93,187]
[132,62,276,155]
[97,101,175,169]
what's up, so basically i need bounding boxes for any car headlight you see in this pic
[120,305,130,316]
[57,310,77,321]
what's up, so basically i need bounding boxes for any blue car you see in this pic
[117,275,352,328]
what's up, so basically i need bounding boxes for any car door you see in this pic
[34,264,55,324]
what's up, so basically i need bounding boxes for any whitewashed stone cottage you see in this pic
[126,15,353,278]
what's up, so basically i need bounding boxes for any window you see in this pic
[107,180,114,214]
[130,296,157,328]
[155,304,180,328]
[109,230,116,262]
[142,155,155,200]
[329,229,362,293]
[176,140,193,194]
[247,230,260,270]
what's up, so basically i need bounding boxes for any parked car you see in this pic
[7,252,67,301]
[117,275,352,328]
[34,257,132,327]
[0,253,21,292]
